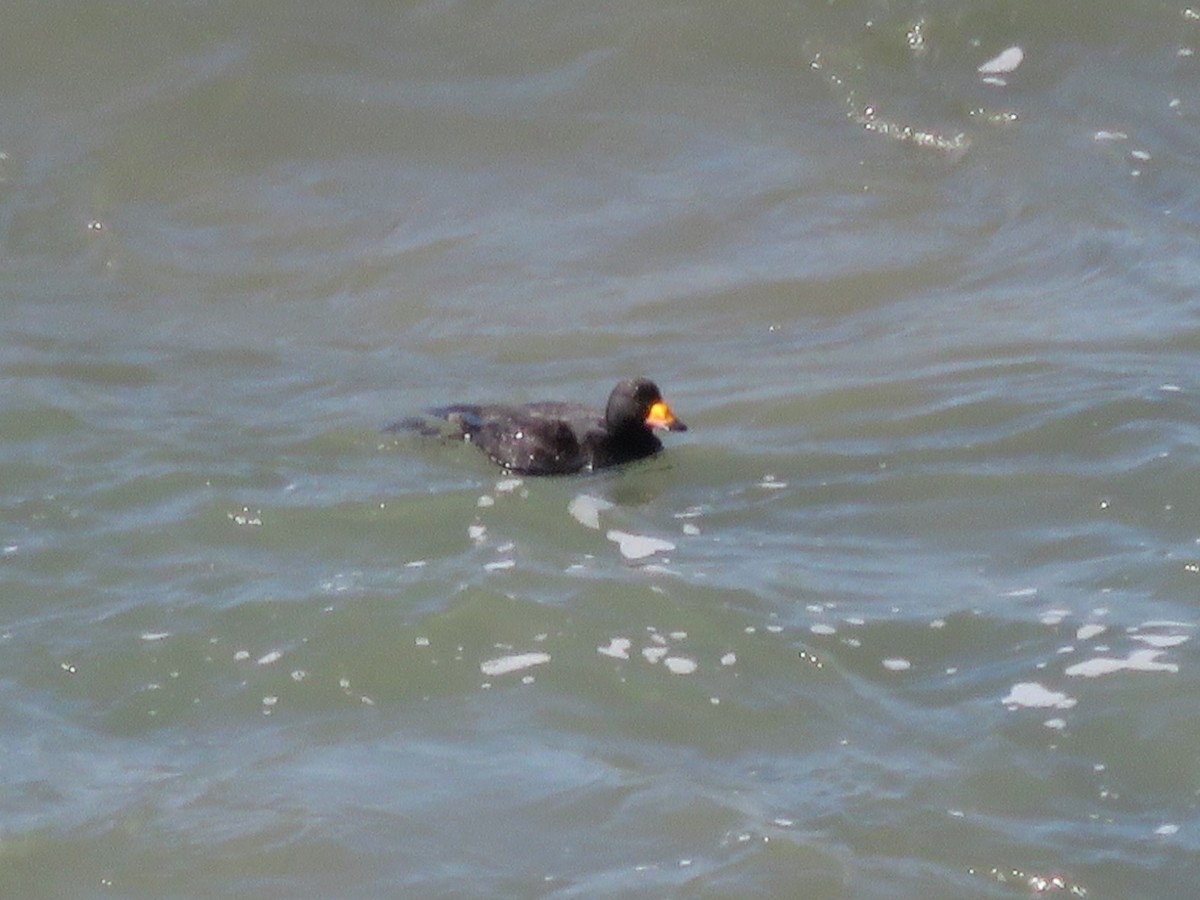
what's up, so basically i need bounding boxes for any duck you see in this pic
[425,378,687,475]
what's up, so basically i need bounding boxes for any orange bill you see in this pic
[644,400,687,432]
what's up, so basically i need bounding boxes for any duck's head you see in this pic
[607,378,687,434]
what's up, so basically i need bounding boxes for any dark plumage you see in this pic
[426,378,687,475]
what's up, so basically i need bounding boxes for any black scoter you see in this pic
[428,378,687,475]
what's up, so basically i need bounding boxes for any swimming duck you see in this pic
[427,378,687,475]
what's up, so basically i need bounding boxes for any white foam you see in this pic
[228,507,263,527]
[663,656,698,675]
[882,657,911,672]
[1002,587,1038,598]
[641,563,680,576]
[256,650,283,666]
[1076,624,1107,641]
[1131,634,1189,648]
[1139,620,1193,628]
[978,45,1024,75]
[568,494,613,530]
[1065,648,1179,678]
[606,529,675,560]
[642,646,669,664]
[1002,682,1077,709]
[480,652,550,677]
[598,638,632,660]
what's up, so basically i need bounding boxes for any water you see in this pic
[3,0,1200,896]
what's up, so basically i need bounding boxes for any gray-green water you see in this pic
[4,1,1200,896]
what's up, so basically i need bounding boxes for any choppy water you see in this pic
[4,0,1200,896]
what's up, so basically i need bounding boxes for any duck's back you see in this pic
[430,402,594,475]
[479,416,585,474]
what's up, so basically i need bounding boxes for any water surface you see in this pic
[4,1,1200,896]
